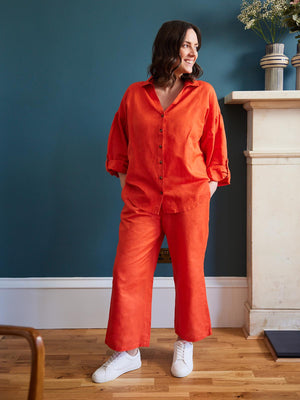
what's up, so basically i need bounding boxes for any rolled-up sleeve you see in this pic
[106,95,129,177]
[200,88,230,186]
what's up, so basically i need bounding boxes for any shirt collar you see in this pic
[141,77,154,87]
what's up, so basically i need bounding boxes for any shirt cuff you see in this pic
[207,162,231,186]
[106,159,128,177]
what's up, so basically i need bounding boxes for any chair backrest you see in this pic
[0,325,45,400]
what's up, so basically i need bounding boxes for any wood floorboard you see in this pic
[1,328,300,399]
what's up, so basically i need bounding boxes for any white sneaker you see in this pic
[171,340,193,378]
[92,350,141,383]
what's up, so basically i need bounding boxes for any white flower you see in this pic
[292,14,300,25]
[246,19,257,29]
[237,0,289,43]
[238,0,262,26]
[261,0,287,21]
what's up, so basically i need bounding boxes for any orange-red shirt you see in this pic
[106,78,230,214]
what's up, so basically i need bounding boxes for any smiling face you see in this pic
[150,21,202,86]
[175,28,199,77]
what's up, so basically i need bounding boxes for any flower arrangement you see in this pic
[283,0,300,42]
[238,0,288,43]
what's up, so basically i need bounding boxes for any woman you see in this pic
[92,20,230,383]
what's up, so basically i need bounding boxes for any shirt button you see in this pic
[159,160,163,164]
[161,113,164,118]
[159,176,163,180]
[160,129,163,133]
[160,191,163,195]
[159,145,162,148]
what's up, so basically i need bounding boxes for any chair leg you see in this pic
[0,325,45,400]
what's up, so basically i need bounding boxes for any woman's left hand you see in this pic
[209,181,218,198]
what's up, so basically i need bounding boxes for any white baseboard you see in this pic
[0,277,247,329]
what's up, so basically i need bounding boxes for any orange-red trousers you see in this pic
[105,193,212,352]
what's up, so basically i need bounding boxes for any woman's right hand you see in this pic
[118,173,127,189]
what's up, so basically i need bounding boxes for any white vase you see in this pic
[291,42,300,90]
[260,43,289,90]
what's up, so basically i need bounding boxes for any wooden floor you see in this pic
[1,328,300,399]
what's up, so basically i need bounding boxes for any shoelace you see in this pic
[102,351,122,368]
[175,341,185,361]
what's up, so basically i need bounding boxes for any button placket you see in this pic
[158,112,164,195]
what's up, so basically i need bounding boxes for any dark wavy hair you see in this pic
[149,20,203,87]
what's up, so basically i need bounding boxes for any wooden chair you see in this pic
[0,325,45,400]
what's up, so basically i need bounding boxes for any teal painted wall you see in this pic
[0,0,297,277]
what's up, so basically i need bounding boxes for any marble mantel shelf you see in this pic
[224,90,300,105]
